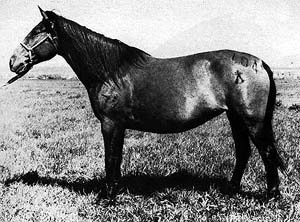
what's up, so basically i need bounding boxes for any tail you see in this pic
[262,61,288,176]
[262,61,276,125]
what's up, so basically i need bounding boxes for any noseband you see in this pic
[20,33,58,64]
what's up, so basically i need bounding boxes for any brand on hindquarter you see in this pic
[235,70,244,84]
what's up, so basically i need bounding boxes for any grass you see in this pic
[0,78,300,221]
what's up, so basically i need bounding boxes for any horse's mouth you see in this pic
[14,63,33,75]
[5,64,32,86]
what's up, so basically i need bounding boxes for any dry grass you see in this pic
[0,79,300,221]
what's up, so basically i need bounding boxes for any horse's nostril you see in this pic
[9,56,16,70]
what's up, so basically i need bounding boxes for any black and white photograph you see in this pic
[1,0,300,221]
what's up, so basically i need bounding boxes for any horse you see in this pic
[9,7,286,201]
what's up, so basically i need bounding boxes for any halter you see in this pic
[20,33,58,64]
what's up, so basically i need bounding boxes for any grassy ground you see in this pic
[0,78,300,221]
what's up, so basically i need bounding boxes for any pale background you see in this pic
[1,0,300,82]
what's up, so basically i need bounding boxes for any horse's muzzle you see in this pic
[9,56,15,71]
[9,56,32,75]
[9,55,19,72]
[5,55,32,86]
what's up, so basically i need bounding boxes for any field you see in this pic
[0,78,300,221]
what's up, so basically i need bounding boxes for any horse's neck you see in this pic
[61,49,99,87]
[57,27,109,87]
[56,19,150,88]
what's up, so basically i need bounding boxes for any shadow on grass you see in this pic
[4,170,267,201]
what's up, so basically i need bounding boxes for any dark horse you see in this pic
[9,7,286,201]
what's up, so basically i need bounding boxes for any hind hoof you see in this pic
[222,181,240,195]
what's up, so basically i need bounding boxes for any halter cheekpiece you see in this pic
[20,33,58,64]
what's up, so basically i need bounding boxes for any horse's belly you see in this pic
[127,83,228,133]
[127,103,226,133]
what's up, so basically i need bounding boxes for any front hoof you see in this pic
[94,184,118,206]
[106,182,119,200]
[267,187,281,200]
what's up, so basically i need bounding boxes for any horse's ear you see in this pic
[38,6,49,20]
[38,5,55,31]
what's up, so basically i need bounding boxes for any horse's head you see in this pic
[9,7,58,79]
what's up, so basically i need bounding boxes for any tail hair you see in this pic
[262,61,276,125]
[262,61,288,174]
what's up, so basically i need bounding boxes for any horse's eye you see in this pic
[33,30,41,35]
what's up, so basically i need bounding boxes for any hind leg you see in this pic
[227,112,251,192]
[248,121,281,198]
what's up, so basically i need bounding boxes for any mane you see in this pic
[46,11,150,83]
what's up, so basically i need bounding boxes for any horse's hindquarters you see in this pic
[225,59,270,129]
